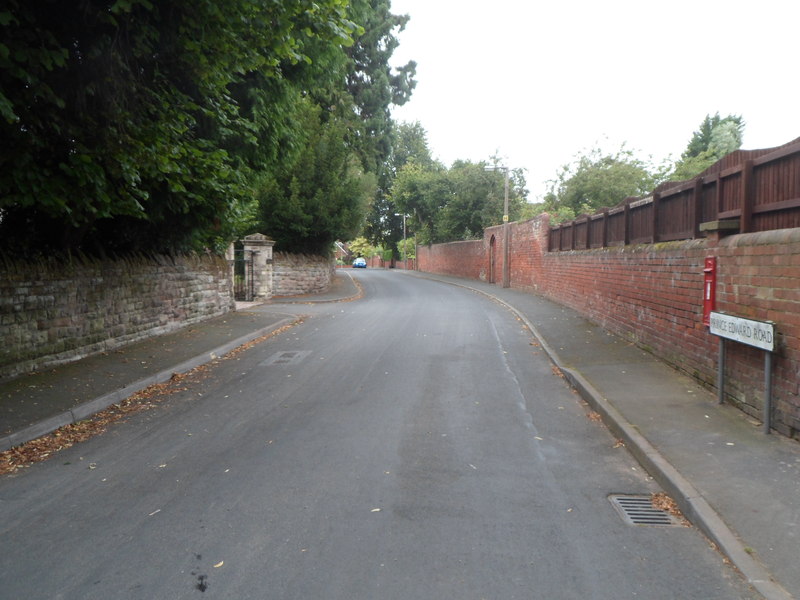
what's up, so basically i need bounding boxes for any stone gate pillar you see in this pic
[243,233,275,300]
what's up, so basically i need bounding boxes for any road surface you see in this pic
[0,270,756,599]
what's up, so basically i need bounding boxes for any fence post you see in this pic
[570,221,576,250]
[713,174,722,219]
[601,209,609,247]
[692,178,703,239]
[623,199,632,245]
[741,159,754,233]
[583,215,590,250]
[651,192,661,243]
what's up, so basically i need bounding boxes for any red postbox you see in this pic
[703,256,717,326]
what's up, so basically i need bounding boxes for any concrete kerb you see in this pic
[559,366,791,600]
[421,274,792,600]
[0,314,301,453]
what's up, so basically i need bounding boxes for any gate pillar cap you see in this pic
[242,233,275,246]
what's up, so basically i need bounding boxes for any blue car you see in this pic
[352,257,367,268]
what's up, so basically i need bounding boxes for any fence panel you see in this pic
[548,137,800,250]
[574,218,588,249]
[589,213,606,248]
[658,187,695,241]
[628,200,653,244]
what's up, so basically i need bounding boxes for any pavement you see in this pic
[1,268,798,599]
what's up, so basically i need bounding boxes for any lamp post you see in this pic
[394,213,409,269]
[485,166,511,288]
[403,213,407,269]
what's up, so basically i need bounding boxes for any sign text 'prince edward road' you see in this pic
[709,312,775,352]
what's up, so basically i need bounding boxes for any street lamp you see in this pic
[394,213,409,269]
[485,165,511,288]
[398,213,407,269]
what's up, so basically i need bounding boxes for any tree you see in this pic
[396,236,416,260]
[247,0,416,255]
[391,156,527,245]
[348,236,377,258]
[391,161,449,244]
[391,121,436,172]
[544,145,667,222]
[362,120,434,250]
[254,99,375,255]
[0,0,359,257]
[670,113,744,180]
[436,161,526,242]
[344,0,416,174]
[340,1,416,256]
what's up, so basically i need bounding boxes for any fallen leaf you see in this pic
[0,320,304,475]
[586,411,602,422]
[651,492,689,525]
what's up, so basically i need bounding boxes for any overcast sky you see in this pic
[388,0,800,199]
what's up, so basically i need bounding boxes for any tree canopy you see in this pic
[253,99,376,254]
[362,120,433,251]
[391,156,527,245]
[0,0,415,258]
[670,112,744,180]
[542,145,668,222]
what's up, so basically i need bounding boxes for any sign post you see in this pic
[709,312,776,434]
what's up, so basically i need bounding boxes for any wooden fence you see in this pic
[549,137,800,251]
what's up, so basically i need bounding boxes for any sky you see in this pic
[388,0,800,200]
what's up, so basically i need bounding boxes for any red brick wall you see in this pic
[418,215,800,439]
[417,239,488,281]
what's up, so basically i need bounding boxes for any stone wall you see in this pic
[272,253,334,297]
[416,217,800,440]
[0,254,234,379]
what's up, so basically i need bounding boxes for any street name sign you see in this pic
[709,312,775,352]
[709,311,777,433]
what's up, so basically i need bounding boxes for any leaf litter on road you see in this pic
[0,319,304,475]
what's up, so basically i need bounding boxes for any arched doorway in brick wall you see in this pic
[489,235,497,284]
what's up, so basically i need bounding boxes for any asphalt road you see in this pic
[0,270,757,599]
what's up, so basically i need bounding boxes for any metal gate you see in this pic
[232,248,254,301]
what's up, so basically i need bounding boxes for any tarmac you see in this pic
[1,268,798,600]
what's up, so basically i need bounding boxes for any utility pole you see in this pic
[485,165,511,288]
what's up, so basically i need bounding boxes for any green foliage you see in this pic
[362,120,434,250]
[396,236,416,259]
[344,0,416,174]
[254,100,376,255]
[391,121,437,172]
[348,236,377,258]
[346,0,418,255]
[682,113,744,160]
[391,158,527,245]
[246,0,415,255]
[0,0,359,257]
[670,113,745,180]
[544,145,668,220]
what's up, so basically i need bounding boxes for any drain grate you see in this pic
[608,494,681,527]
[259,351,311,366]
